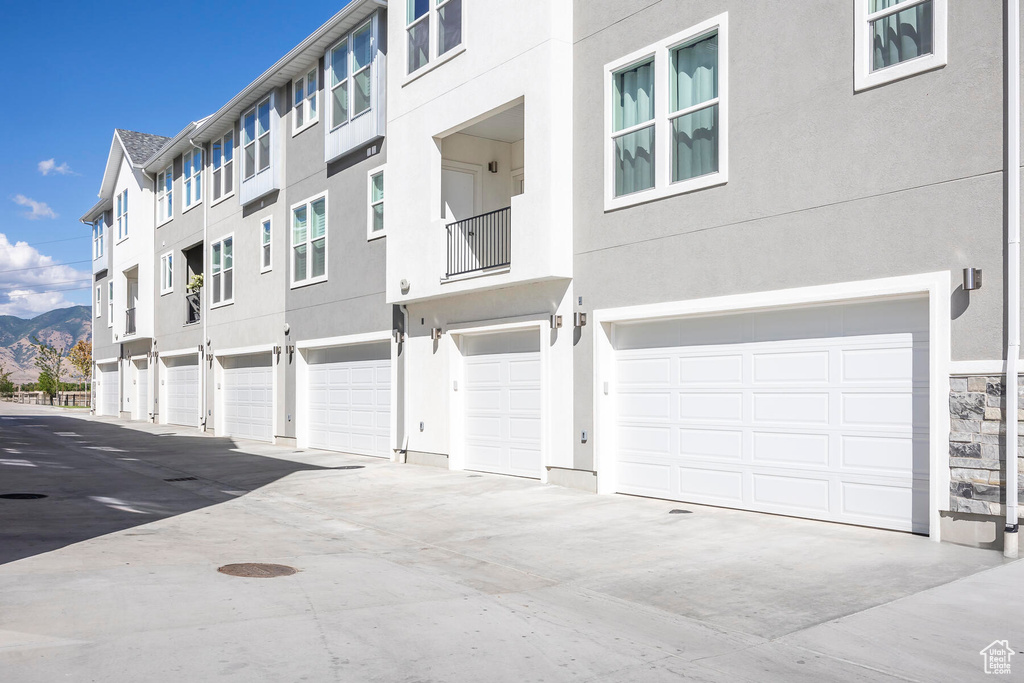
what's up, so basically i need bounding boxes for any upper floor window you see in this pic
[183,147,203,210]
[116,189,129,239]
[329,20,375,130]
[367,167,385,240]
[293,67,319,134]
[604,13,728,211]
[92,216,104,259]
[212,130,234,203]
[261,217,272,273]
[291,193,327,287]
[407,0,463,74]
[160,252,174,295]
[242,97,272,180]
[95,285,101,317]
[107,281,114,326]
[210,236,233,307]
[855,0,947,90]
[156,166,172,224]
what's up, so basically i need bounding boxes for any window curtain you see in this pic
[871,0,933,70]
[614,61,655,196]
[672,35,718,182]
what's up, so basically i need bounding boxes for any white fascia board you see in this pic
[160,347,202,359]
[295,330,391,351]
[213,344,276,358]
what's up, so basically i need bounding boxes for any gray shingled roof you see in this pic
[116,129,171,166]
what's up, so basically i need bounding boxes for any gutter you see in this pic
[1006,0,1020,559]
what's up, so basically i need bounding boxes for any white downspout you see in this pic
[398,304,411,462]
[1006,0,1020,559]
[190,137,210,432]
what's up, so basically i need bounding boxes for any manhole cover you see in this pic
[335,465,364,470]
[164,477,198,482]
[218,563,297,578]
[0,493,48,500]
[669,508,692,515]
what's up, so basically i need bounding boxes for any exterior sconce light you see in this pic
[431,327,443,341]
[287,345,295,355]
[487,161,498,174]
[550,314,562,329]
[963,268,982,291]
[197,344,204,354]
[574,312,587,327]
[273,345,282,358]
[393,329,405,343]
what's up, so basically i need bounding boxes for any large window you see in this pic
[407,0,462,74]
[261,217,272,273]
[367,167,385,240]
[92,215,104,260]
[328,20,376,130]
[291,193,327,287]
[210,236,233,307]
[604,13,728,211]
[156,166,172,224]
[212,130,234,202]
[242,96,272,180]
[855,0,946,90]
[183,147,202,210]
[116,189,129,239]
[160,252,173,295]
[293,67,319,134]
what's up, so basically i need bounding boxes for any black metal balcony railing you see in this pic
[125,307,137,336]
[445,207,511,278]
[185,292,201,325]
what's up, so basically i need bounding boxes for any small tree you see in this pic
[69,340,92,384]
[0,361,13,396]
[31,337,67,405]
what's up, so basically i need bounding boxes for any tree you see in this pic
[0,361,13,396]
[31,337,67,405]
[69,340,92,384]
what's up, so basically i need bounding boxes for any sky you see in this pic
[0,0,353,319]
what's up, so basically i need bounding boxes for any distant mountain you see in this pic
[0,306,92,383]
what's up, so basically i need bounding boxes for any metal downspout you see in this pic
[1006,0,1020,559]
[190,138,210,432]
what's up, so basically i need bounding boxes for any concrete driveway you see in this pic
[0,402,1019,682]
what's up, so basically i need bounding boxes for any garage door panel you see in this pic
[509,447,541,474]
[754,351,829,384]
[620,392,671,420]
[840,482,915,527]
[841,347,914,383]
[679,393,742,422]
[222,360,273,443]
[678,467,744,502]
[619,461,672,495]
[840,435,915,475]
[509,388,540,411]
[841,392,914,428]
[620,357,672,385]
[467,360,501,384]
[164,359,199,427]
[467,444,503,468]
[751,432,829,467]
[679,428,742,460]
[752,393,829,425]
[679,355,743,384]
[508,417,541,441]
[467,388,501,411]
[621,425,671,455]
[307,352,391,458]
[752,474,831,512]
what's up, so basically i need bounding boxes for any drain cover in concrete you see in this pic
[335,465,364,470]
[0,493,47,500]
[217,563,297,578]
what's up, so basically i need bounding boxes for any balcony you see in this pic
[446,207,511,278]
[185,292,201,325]
[125,307,137,336]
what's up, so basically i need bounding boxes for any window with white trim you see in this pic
[604,13,728,211]
[95,285,101,317]
[92,215,104,259]
[183,147,203,210]
[293,67,319,134]
[160,252,174,295]
[211,130,234,202]
[291,193,327,287]
[854,0,946,91]
[328,19,376,130]
[367,167,384,239]
[261,217,272,272]
[242,97,272,180]
[210,236,233,306]
[156,166,172,224]
[116,189,129,239]
[407,0,462,74]
[107,281,113,326]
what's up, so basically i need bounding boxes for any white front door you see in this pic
[610,298,930,533]
[462,330,543,479]
[307,343,391,457]
[134,360,148,421]
[222,354,274,442]
[97,363,119,417]
[164,356,200,427]
[442,167,476,224]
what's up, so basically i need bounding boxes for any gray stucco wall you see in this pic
[572,1,1008,471]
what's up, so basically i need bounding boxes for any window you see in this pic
[407,0,462,74]
[604,13,728,211]
[183,147,203,210]
[95,286,101,318]
[210,236,233,306]
[855,0,947,91]
[293,67,319,134]
[291,193,327,287]
[242,96,272,180]
[212,130,234,202]
[92,215,104,259]
[261,217,272,272]
[116,189,129,239]
[367,167,385,239]
[328,20,375,130]
[160,252,174,295]
[156,166,172,224]
[107,281,113,326]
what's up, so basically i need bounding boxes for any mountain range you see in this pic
[0,306,92,383]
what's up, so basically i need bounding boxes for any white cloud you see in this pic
[0,233,90,318]
[37,159,74,176]
[12,195,57,220]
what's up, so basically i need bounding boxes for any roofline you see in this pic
[79,197,111,224]
[143,118,209,173]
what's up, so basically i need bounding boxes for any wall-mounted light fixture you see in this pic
[487,161,498,174]
[393,329,405,343]
[550,314,563,329]
[431,327,443,341]
[574,312,587,327]
[964,267,983,291]
[273,345,282,358]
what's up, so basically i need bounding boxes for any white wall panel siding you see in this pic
[307,348,391,458]
[611,299,930,533]
[97,363,119,417]
[222,354,274,442]
[164,356,200,427]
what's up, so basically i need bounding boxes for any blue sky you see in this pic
[0,0,352,319]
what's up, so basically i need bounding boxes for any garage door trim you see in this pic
[591,273,951,541]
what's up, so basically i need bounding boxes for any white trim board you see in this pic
[160,347,202,359]
[296,330,391,350]
[949,360,1010,376]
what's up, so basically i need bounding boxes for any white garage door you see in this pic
[97,363,119,417]
[164,356,199,427]
[612,298,929,533]
[307,343,391,457]
[463,330,542,479]
[222,354,274,442]
[134,360,148,421]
